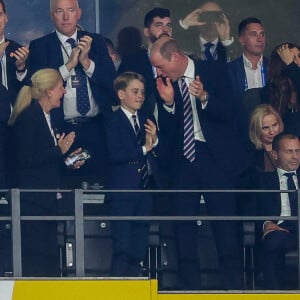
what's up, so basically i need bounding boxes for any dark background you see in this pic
[4,0,300,57]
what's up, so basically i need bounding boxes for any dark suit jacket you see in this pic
[228,55,269,104]
[157,59,251,178]
[105,108,160,190]
[118,48,157,115]
[257,170,299,226]
[2,39,24,105]
[28,31,116,130]
[13,100,64,190]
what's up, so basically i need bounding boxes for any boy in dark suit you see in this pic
[105,72,159,276]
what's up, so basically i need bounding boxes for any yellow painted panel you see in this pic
[12,280,152,300]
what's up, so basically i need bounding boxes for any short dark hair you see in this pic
[144,7,170,28]
[272,133,299,152]
[0,0,6,13]
[238,17,262,36]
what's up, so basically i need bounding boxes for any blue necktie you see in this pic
[284,172,298,216]
[204,42,214,61]
[66,38,90,116]
[180,77,195,162]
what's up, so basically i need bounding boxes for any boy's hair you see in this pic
[144,7,170,28]
[114,72,145,94]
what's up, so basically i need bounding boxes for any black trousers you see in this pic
[170,142,243,290]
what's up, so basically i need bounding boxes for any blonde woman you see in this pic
[249,104,284,172]
[9,68,81,276]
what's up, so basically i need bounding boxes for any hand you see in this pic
[277,43,294,65]
[262,221,289,239]
[68,147,85,169]
[189,75,207,102]
[181,8,206,28]
[215,13,231,41]
[156,77,174,105]
[144,119,157,144]
[58,131,75,155]
[78,35,92,70]
[11,46,29,71]
[0,41,9,57]
[66,47,80,71]
[144,132,153,152]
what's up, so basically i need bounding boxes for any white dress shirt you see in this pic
[56,30,99,119]
[243,54,265,90]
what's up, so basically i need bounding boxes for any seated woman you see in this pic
[249,104,284,172]
[9,68,83,276]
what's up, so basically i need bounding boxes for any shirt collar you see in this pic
[277,167,297,178]
[56,29,78,45]
[243,53,263,70]
[199,36,219,51]
[183,56,195,80]
[121,106,138,120]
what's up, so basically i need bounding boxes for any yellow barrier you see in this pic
[0,279,299,300]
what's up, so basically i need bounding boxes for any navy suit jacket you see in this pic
[157,59,251,177]
[257,170,300,226]
[13,100,64,190]
[105,108,160,190]
[2,39,24,105]
[28,31,116,130]
[228,55,269,103]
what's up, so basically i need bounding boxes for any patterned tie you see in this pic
[204,42,214,61]
[284,172,298,216]
[180,77,195,162]
[66,38,90,116]
[132,114,149,187]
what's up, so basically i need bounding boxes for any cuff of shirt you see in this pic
[142,146,147,155]
[163,102,175,114]
[16,70,27,81]
[84,59,95,77]
[59,64,70,81]
[221,37,234,47]
[179,19,189,30]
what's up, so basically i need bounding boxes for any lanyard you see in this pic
[59,39,77,59]
[244,63,266,91]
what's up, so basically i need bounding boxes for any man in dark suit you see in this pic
[118,7,172,116]
[105,72,160,276]
[28,0,116,186]
[228,17,268,116]
[257,133,300,290]
[150,37,251,290]
[0,0,30,188]
[178,1,238,62]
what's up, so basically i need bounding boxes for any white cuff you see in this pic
[221,36,234,47]
[179,19,189,30]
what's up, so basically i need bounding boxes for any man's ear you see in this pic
[271,150,278,161]
[144,28,149,38]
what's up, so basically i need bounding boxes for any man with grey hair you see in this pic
[28,0,116,187]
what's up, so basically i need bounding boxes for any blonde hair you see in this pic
[249,104,284,150]
[9,68,62,125]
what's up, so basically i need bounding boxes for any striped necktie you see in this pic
[180,77,195,162]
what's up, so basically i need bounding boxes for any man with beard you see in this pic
[179,1,238,62]
[118,7,172,115]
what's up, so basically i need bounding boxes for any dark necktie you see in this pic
[284,172,298,216]
[204,42,214,61]
[66,38,90,116]
[132,114,150,187]
[180,77,195,162]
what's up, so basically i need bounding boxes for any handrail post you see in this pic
[297,189,300,290]
[11,188,22,277]
[74,189,85,277]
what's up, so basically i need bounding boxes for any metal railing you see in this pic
[0,188,300,288]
